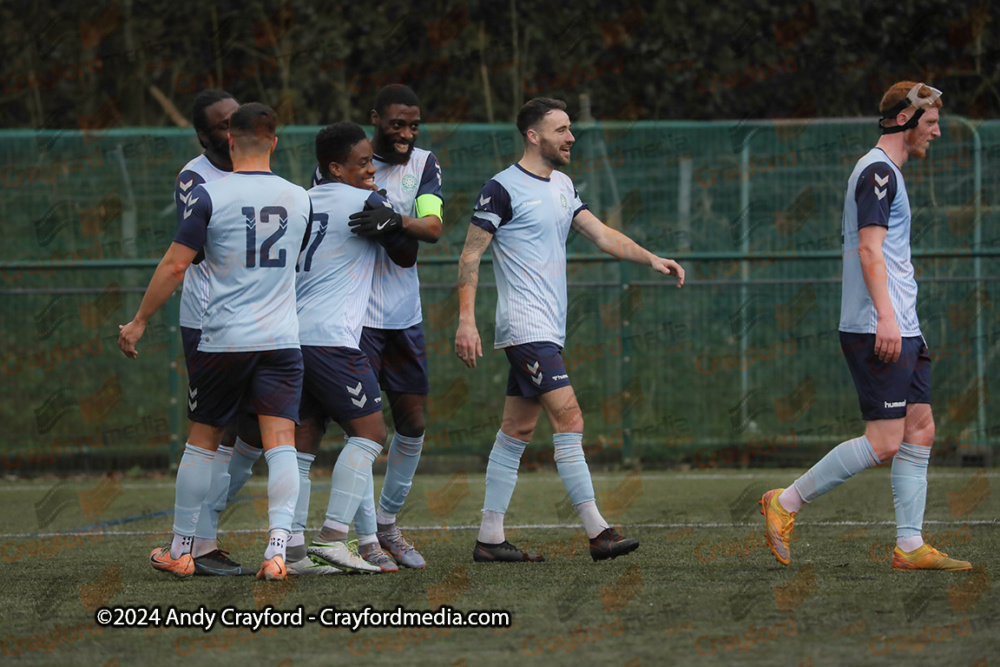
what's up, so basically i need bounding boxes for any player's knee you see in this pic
[221,423,239,448]
[501,419,534,443]
[394,413,425,438]
[371,422,389,446]
[294,418,325,453]
[871,439,900,461]
[556,409,584,435]
[905,416,935,448]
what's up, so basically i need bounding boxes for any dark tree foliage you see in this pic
[0,0,995,129]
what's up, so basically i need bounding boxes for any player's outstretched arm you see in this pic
[455,223,493,368]
[118,242,198,359]
[858,225,901,362]
[571,209,685,287]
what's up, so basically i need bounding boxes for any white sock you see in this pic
[478,509,505,544]
[358,534,378,547]
[264,528,290,560]
[170,533,193,560]
[575,500,610,539]
[897,535,924,552]
[778,484,804,513]
[288,532,305,548]
[376,507,396,527]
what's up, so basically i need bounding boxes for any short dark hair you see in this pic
[192,89,236,135]
[229,103,277,143]
[315,122,368,179]
[516,98,567,136]
[374,84,420,115]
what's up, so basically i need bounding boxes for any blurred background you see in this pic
[1,0,997,472]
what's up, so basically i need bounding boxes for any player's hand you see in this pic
[455,321,482,369]
[118,320,146,359]
[874,316,901,363]
[651,256,685,287]
[348,205,403,237]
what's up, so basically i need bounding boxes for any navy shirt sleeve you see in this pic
[571,185,589,218]
[854,163,897,230]
[174,169,206,227]
[364,190,394,212]
[470,179,513,234]
[173,184,213,252]
[418,153,444,199]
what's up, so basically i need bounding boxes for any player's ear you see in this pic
[269,136,278,153]
[227,132,235,152]
[370,109,380,126]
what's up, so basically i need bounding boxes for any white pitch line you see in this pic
[2,519,995,539]
[0,470,996,492]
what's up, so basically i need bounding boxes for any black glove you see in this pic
[348,203,403,237]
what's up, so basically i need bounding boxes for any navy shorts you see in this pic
[505,342,572,398]
[359,324,430,395]
[180,326,203,373]
[840,332,931,421]
[183,327,303,426]
[300,346,383,425]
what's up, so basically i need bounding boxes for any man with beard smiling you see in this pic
[171,89,262,577]
[317,84,443,569]
[454,97,684,562]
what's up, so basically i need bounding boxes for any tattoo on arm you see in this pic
[458,257,479,290]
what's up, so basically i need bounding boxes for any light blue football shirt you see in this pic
[174,171,311,352]
[297,182,396,348]
[471,164,587,348]
[309,148,442,329]
[840,148,920,336]
[367,147,442,329]
[174,154,229,329]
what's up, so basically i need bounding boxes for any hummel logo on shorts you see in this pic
[884,400,906,409]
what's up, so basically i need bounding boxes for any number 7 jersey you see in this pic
[174,171,311,352]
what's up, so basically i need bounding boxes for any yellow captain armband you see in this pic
[414,194,443,221]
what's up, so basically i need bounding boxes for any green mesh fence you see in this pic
[2,119,997,472]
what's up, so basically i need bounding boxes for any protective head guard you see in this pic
[879,83,942,134]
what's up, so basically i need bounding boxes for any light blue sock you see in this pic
[227,437,262,503]
[193,445,232,540]
[263,445,299,533]
[173,443,215,537]
[793,435,881,502]
[892,442,930,539]
[379,432,423,515]
[353,470,377,538]
[553,432,595,505]
[292,452,315,534]
[483,431,527,513]
[326,437,382,525]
